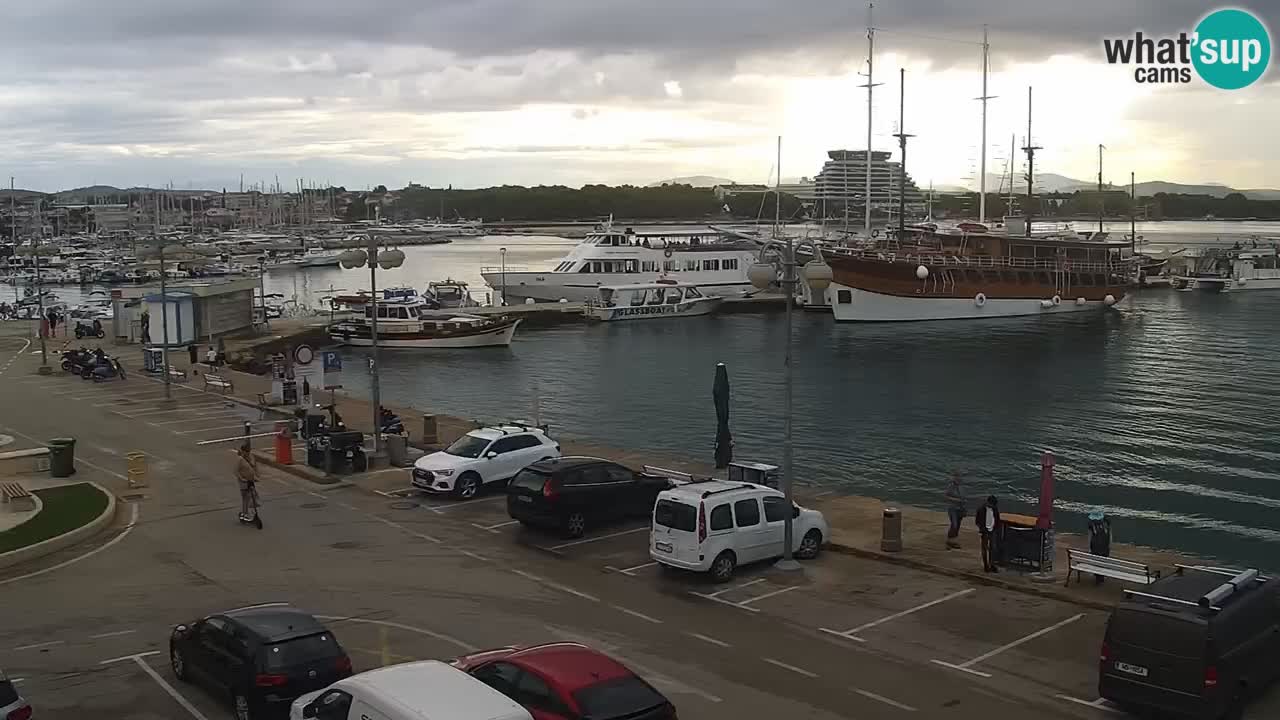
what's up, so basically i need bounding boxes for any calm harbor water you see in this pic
[27,220,1280,569]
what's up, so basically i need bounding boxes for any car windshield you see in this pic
[572,676,665,720]
[511,468,550,492]
[445,434,491,459]
[263,632,340,671]
[654,499,696,532]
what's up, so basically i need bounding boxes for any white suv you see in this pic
[650,480,828,582]
[412,425,560,498]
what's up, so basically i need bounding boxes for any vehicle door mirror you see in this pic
[793,505,800,519]
[486,451,498,459]
[302,703,318,719]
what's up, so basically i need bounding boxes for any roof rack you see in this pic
[1125,565,1267,613]
[1123,589,1217,612]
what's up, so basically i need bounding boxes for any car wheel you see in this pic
[797,530,823,560]
[455,473,481,499]
[564,511,587,538]
[232,692,252,720]
[710,551,736,583]
[170,646,187,681]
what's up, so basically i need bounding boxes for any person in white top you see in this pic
[975,495,1001,573]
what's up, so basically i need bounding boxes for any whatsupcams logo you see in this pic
[1103,8,1271,89]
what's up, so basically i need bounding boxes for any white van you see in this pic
[290,660,533,720]
[650,480,828,582]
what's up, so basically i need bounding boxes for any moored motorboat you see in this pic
[1182,245,1280,293]
[329,298,519,348]
[586,280,722,322]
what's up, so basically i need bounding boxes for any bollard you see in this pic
[881,507,903,552]
[274,422,294,465]
[422,414,439,446]
[126,451,148,489]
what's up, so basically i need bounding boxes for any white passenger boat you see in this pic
[586,281,723,322]
[481,222,759,304]
[1183,246,1280,292]
[329,298,519,348]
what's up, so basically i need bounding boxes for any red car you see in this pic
[452,642,677,720]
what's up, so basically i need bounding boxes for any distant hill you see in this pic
[647,176,734,188]
[974,173,1279,199]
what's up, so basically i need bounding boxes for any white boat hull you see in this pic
[1189,276,1280,292]
[330,319,520,348]
[588,297,722,322]
[830,285,1113,322]
[485,271,753,304]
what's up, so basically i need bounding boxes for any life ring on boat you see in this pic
[664,247,674,258]
[974,293,987,307]
[1051,295,1062,306]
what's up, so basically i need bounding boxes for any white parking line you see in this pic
[546,526,648,551]
[821,588,975,641]
[704,577,765,598]
[117,403,226,416]
[737,584,801,606]
[762,657,818,678]
[0,502,139,588]
[854,688,917,712]
[90,629,137,639]
[196,431,278,445]
[610,605,663,624]
[1056,696,1122,714]
[510,569,600,602]
[367,514,443,544]
[471,520,519,532]
[605,561,658,576]
[316,615,478,653]
[14,640,64,651]
[136,406,237,420]
[175,422,276,435]
[153,414,246,425]
[100,652,210,720]
[418,495,505,513]
[932,613,1084,678]
[686,632,731,648]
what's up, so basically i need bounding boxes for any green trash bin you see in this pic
[48,438,77,478]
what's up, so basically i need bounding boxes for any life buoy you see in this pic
[664,247,673,258]
[974,293,987,307]
[1051,295,1062,306]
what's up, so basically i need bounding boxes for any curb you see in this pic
[254,452,340,485]
[827,541,1115,612]
[0,482,117,571]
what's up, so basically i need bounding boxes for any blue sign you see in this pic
[322,351,342,372]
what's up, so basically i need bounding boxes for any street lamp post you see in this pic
[154,193,171,401]
[499,247,507,306]
[747,238,832,570]
[338,235,404,458]
[32,214,50,374]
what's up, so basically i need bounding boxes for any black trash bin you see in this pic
[48,437,77,478]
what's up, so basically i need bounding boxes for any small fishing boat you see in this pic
[586,280,722,322]
[329,297,519,348]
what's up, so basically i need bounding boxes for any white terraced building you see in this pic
[813,149,925,218]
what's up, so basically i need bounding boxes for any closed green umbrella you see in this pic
[713,363,733,468]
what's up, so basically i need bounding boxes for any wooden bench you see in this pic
[1066,549,1160,587]
[1,481,35,511]
[166,365,187,382]
[203,373,233,394]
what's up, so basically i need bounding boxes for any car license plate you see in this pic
[1115,662,1148,677]
[655,541,673,553]
[516,495,532,503]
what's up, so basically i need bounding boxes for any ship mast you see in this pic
[1020,87,1041,238]
[858,3,880,236]
[977,25,993,224]
[892,68,913,237]
[1097,144,1106,233]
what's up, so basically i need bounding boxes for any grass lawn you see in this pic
[0,483,109,554]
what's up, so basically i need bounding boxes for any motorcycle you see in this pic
[60,347,95,375]
[74,319,105,339]
[379,408,404,435]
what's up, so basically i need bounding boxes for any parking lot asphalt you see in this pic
[1,344,1278,720]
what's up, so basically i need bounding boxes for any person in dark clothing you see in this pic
[1087,511,1112,584]
[975,495,1001,572]
[943,471,966,549]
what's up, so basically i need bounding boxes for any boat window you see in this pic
[578,262,592,273]
[628,290,645,307]
[408,306,418,317]
[683,259,699,271]
[685,287,703,298]
[625,260,638,273]
[837,290,852,304]
[663,260,678,272]
[376,306,388,319]
[703,259,720,271]
[723,258,739,270]
[641,260,657,272]
[665,288,682,304]
[646,289,665,306]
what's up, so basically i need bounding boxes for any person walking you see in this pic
[1087,511,1112,584]
[205,345,218,368]
[976,495,1001,572]
[944,471,967,549]
[235,444,259,523]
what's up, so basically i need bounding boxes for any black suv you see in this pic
[170,604,352,720]
[507,457,672,538]
[1100,566,1280,719]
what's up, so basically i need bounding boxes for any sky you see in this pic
[0,1,1276,193]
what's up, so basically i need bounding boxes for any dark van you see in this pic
[1099,566,1280,719]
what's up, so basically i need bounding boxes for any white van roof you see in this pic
[660,480,774,503]
[335,660,532,720]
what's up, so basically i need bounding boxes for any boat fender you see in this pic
[916,265,929,280]
[1075,297,1086,306]
[1051,295,1061,306]
[1238,277,1248,286]
[1103,294,1117,306]
[974,293,987,307]
[664,247,674,258]
[1040,299,1054,309]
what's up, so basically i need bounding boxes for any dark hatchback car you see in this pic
[1099,566,1280,719]
[170,604,352,720]
[506,457,672,538]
